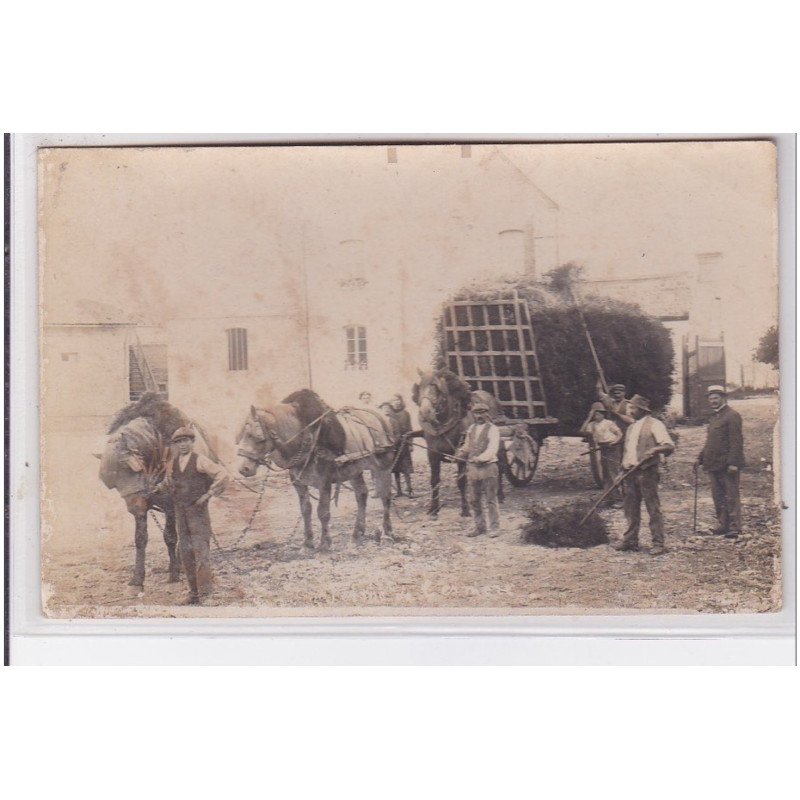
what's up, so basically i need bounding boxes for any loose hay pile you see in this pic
[522,501,609,548]
[433,264,675,432]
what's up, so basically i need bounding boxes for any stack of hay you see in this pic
[522,501,609,548]
[433,265,675,431]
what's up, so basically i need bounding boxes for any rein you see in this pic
[238,409,332,471]
[419,385,463,442]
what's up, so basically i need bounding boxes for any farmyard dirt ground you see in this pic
[41,397,782,618]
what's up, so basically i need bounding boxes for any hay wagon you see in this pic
[442,292,603,488]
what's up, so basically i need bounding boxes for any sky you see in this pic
[40,141,778,354]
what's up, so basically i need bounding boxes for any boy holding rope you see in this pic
[156,426,229,604]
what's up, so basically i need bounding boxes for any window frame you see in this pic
[344,324,368,371]
[226,327,249,371]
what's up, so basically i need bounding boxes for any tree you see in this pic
[754,325,779,369]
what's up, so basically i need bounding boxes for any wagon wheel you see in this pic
[501,436,540,487]
[588,439,604,488]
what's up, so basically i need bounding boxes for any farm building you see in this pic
[39,144,778,461]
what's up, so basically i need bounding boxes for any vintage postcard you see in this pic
[38,140,781,618]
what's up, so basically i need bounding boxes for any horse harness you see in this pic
[419,382,464,451]
[238,409,329,474]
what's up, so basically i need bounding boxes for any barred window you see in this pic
[344,325,368,370]
[226,328,248,371]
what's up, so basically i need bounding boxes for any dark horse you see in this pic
[97,393,188,587]
[236,389,398,550]
[412,369,505,517]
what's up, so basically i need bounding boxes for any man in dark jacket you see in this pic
[694,386,745,539]
[388,393,414,497]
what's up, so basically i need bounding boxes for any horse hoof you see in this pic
[168,573,181,584]
[460,510,471,518]
[319,539,332,552]
[128,577,144,587]
[427,509,439,518]
[303,539,315,550]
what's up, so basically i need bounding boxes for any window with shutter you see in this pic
[226,328,249,371]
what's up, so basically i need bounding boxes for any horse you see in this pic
[96,393,188,587]
[235,389,398,550]
[411,368,505,517]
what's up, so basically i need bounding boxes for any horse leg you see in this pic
[318,479,333,551]
[497,447,506,504]
[294,482,314,549]
[351,472,368,543]
[126,495,149,587]
[427,452,441,517]
[457,461,471,517]
[375,469,394,543]
[163,502,181,582]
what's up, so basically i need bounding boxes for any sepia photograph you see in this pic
[37,140,782,618]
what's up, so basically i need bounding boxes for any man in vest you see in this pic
[614,395,675,556]
[161,427,229,604]
[456,401,501,538]
[693,385,744,539]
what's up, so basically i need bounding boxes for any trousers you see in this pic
[467,462,500,534]
[175,502,213,596]
[708,469,741,533]
[621,465,664,547]
[600,442,623,500]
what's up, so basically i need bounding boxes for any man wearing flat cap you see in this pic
[615,395,675,556]
[694,385,744,539]
[597,380,635,431]
[158,426,229,604]
[456,401,502,537]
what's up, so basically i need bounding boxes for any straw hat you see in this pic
[706,385,726,396]
[628,395,651,413]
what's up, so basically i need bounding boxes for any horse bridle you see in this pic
[420,380,463,439]
[236,414,275,467]
[238,410,325,471]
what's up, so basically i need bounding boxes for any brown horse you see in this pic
[97,394,189,586]
[235,389,398,550]
[412,369,505,517]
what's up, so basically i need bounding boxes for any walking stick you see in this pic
[692,466,699,535]
[578,458,646,527]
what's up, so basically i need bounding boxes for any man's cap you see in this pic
[590,402,607,413]
[171,426,196,442]
[628,394,651,412]
[609,383,626,392]
[706,385,726,396]
[471,402,490,413]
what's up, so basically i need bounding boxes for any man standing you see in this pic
[694,385,744,539]
[456,401,501,538]
[160,427,229,604]
[614,395,675,556]
[597,380,635,431]
[580,402,624,505]
[388,393,414,497]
